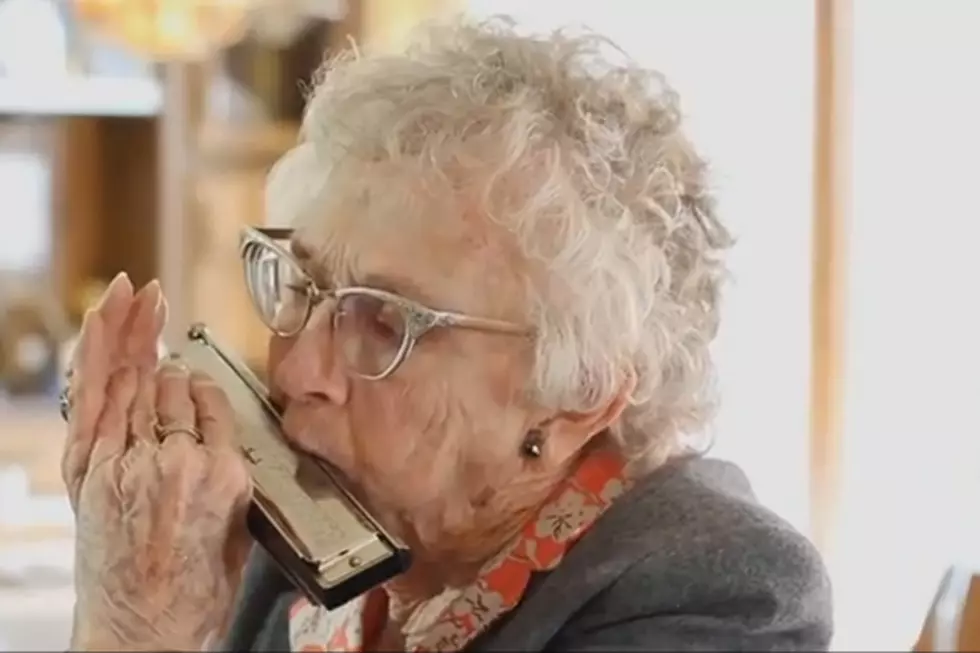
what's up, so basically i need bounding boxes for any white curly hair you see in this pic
[266,16,733,473]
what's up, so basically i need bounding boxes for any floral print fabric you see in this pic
[289,449,628,652]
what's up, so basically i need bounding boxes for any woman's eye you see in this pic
[361,299,402,340]
[371,308,398,337]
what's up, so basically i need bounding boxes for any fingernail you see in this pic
[107,271,133,297]
[146,279,162,307]
[96,274,128,310]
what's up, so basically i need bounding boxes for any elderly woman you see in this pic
[61,17,832,652]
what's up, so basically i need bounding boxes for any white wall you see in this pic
[833,1,980,648]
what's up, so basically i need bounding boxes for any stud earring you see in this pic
[521,429,544,459]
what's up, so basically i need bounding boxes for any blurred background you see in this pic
[0,0,976,650]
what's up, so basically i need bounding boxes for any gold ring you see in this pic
[154,422,204,445]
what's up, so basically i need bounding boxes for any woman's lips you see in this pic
[278,402,351,473]
[267,387,287,415]
[272,401,386,524]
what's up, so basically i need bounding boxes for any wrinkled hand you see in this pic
[63,274,252,651]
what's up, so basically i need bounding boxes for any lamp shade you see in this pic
[73,0,253,60]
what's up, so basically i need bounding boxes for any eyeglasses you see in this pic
[239,227,531,380]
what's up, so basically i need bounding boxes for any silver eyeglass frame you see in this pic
[240,226,532,380]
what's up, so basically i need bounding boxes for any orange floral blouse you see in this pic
[289,449,629,652]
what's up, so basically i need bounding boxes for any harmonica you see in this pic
[181,323,412,609]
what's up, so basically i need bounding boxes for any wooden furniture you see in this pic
[915,568,980,651]
[53,115,161,307]
[193,121,297,368]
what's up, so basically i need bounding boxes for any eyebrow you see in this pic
[282,230,439,307]
[359,272,437,306]
[290,237,314,262]
[286,234,336,290]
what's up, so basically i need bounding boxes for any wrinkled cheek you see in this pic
[280,406,350,465]
[347,400,411,488]
[362,386,456,505]
[350,399,404,469]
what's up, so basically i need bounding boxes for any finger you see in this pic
[222,478,254,577]
[148,292,168,367]
[123,280,162,368]
[154,292,169,344]
[94,272,135,361]
[96,271,134,316]
[63,273,136,493]
[61,311,110,504]
[65,304,109,430]
[189,371,235,448]
[88,366,139,470]
[68,310,110,431]
[156,361,197,442]
[64,271,133,419]
[122,284,167,446]
[70,271,132,379]
[128,365,157,445]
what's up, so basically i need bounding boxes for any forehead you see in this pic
[290,183,525,319]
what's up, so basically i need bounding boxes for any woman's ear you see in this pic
[534,368,637,466]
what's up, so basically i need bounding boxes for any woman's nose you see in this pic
[269,317,349,406]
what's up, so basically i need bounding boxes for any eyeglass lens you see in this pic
[243,237,410,378]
